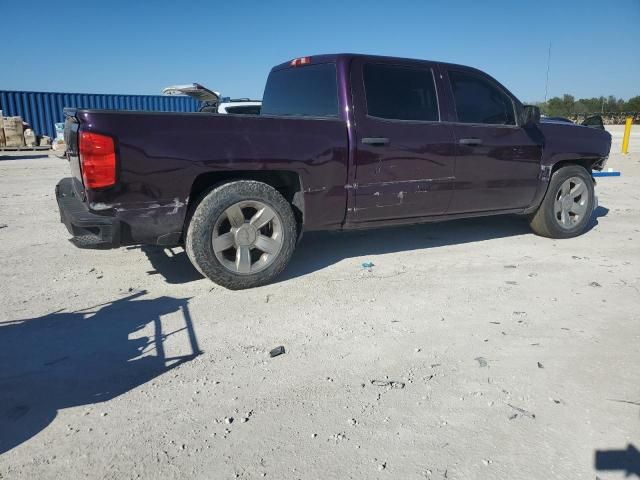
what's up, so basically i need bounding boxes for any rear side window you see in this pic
[363,64,439,121]
[449,71,516,125]
[261,63,339,117]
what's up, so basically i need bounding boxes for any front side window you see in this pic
[363,63,439,121]
[449,71,516,125]
[261,63,339,118]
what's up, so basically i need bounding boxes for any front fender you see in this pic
[523,122,611,214]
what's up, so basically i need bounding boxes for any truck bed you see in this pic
[62,109,349,247]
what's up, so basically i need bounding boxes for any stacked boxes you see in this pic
[1,114,26,147]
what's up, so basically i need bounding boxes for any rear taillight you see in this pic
[79,131,116,189]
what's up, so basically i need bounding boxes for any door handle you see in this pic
[458,138,483,146]
[361,137,390,146]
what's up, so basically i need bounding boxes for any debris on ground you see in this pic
[607,399,640,407]
[506,403,536,419]
[0,224,7,229]
[269,346,285,358]
[371,379,405,389]
[361,261,375,271]
[537,362,544,369]
[474,357,488,368]
[590,281,602,287]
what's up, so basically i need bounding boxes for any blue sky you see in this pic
[1,0,639,102]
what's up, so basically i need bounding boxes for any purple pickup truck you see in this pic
[56,53,611,289]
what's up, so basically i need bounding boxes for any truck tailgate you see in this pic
[63,109,85,198]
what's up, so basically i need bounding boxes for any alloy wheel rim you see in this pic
[553,176,589,229]
[211,200,284,275]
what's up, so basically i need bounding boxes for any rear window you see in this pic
[261,63,339,118]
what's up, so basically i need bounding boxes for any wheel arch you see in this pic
[549,158,599,176]
[525,158,598,215]
[184,170,304,241]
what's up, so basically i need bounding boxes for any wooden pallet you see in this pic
[0,145,51,151]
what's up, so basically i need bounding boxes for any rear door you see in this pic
[443,69,542,213]
[348,58,456,223]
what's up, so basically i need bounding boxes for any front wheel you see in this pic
[529,165,595,238]
[185,180,297,289]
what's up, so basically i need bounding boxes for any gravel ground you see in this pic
[0,127,638,479]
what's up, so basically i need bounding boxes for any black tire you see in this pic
[529,165,595,238]
[185,180,297,289]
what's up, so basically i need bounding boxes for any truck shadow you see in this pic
[135,206,608,285]
[280,206,609,282]
[136,245,204,284]
[0,291,201,454]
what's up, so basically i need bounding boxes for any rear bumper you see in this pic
[56,178,120,249]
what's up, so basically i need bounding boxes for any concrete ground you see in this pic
[0,126,638,479]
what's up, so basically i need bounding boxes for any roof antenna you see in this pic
[544,42,552,102]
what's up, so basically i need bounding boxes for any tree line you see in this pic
[534,95,640,117]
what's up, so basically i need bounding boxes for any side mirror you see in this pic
[521,105,541,126]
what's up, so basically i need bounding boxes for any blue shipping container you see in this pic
[0,90,201,140]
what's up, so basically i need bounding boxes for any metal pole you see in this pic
[622,117,632,154]
[544,42,552,102]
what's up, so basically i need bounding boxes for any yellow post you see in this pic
[621,117,632,154]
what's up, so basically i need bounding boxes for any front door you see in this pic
[348,59,457,223]
[444,69,542,213]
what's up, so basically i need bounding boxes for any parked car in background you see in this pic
[57,54,611,289]
[542,115,574,124]
[542,114,605,130]
[162,83,261,114]
[217,99,262,115]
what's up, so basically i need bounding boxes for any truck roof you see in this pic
[271,53,481,74]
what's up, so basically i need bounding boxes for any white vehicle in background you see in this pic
[216,99,261,115]
[161,83,261,114]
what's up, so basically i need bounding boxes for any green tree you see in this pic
[624,96,640,111]
[573,101,588,114]
[542,94,575,116]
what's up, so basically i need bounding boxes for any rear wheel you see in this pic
[529,165,595,238]
[185,181,297,289]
